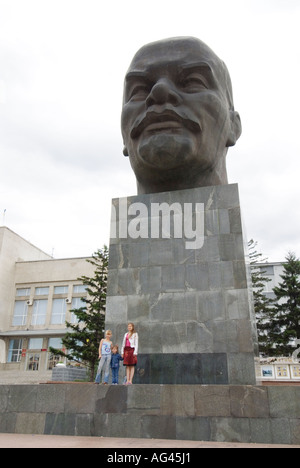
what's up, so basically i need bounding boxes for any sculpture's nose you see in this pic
[146,79,181,107]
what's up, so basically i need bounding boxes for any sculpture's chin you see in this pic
[137,134,196,170]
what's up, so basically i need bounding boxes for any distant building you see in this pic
[0,227,94,375]
[255,262,285,301]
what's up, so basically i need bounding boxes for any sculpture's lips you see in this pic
[130,109,201,139]
[145,120,182,133]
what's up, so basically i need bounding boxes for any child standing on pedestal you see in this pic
[95,330,113,384]
[110,345,123,384]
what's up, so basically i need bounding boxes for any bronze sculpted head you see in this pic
[121,37,242,194]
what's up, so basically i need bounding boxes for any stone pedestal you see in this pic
[105,184,258,385]
[1,384,299,444]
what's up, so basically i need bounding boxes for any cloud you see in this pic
[0,0,299,261]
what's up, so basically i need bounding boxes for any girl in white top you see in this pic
[121,323,138,385]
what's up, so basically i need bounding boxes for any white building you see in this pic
[256,262,285,301]
[0,227,94,376]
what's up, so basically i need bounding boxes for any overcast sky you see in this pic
[0,0,299,261]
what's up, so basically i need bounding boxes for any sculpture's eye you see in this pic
[128,83,149,102]
[180,73,208,93]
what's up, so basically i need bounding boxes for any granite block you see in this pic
[0,386,9,412]
[15,413,46,435]
[229,386,269,418]
[227,353,257,385]
[105,296,128,323]
[8,385,38,412]
[271,418,292,445]
[141,415,177,440]
[176,417,211,442]
[172,292,198,322]
[139,266,162,293]
[127,385,161,413]
[36,384,66,413]
[249,418,273,444]
[268,387,300,419]
[64,384,98,414]
[211,417,251,443]
[95,386,127,414]
[75,414,94,437]
[216,184,239,210]
[44,413,76,436]
[128,294,150,322]
[162,264,186,291]
[194,386,231,417]
[290,419,300,445]
[186,263,210,291]
[134,353,228,385]
[161,385,195,417]
[0,412,17,433]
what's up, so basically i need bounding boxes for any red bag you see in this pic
[124,346,137,366]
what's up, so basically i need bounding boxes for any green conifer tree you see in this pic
[270,252,300,356]
[248,239,274,356]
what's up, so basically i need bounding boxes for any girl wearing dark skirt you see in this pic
[121,322,138,385]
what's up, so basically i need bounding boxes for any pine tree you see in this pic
[248,239,274,356]
[50,246,108,381]
[270,252,300,356]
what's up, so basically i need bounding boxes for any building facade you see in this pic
[256,262,285,301]
[0,227,94,375]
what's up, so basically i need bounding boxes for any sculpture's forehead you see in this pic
[128,37,221,73]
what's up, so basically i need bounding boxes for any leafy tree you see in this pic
[50,246,108,381]
[248,239,274,356]
[270,252,300,356]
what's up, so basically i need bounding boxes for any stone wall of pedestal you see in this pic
[1,384,299,445]
[105,184,258,385]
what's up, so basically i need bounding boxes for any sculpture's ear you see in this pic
[123,146,129,157]
[226,110,242,147]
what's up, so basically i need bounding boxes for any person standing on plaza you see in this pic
[121,323,138,385]
[95,330,113,384]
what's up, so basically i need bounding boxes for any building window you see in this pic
[261,266,274,275]
[48,337,63,370]
[48,337,63,349]
[28,338,43,349]
[31,299,48,325]
[7,339,23,362]
[12,301,28,326]
[73,284,87,294]
[54,286,68,295]
[27,353,40,371]
[51,298,66,324]
[27,338,43,371]
[16,288,31,297]
[71,297,86,323]
[35,287,49,296]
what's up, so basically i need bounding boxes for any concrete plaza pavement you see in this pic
[0,433,299,448]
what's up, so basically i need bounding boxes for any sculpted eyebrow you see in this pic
[125,71,149,82]
[180,62,215,82]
